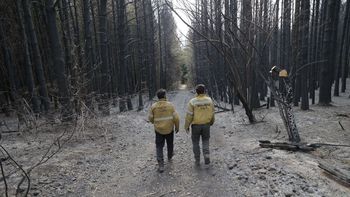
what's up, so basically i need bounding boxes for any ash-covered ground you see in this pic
[1,87,350,197]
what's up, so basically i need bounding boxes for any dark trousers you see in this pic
[155,131,174,163]
[191,124,210,161]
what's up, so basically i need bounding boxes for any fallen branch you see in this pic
[259,140,315,152]
[16,122,77,194]
[144,192,157,197]
[336,113,349,118]
[214,105,231,112]
[318,161,350,185]
[0,158,8,197]
[339,121,345,130]
[307,143,350,148]
[259,140,350,152]
[216,110,230,114]
[1,130,20,134]
[0,144,30,196]
[214,104,232,111]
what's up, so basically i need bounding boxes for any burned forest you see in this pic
[0,0,350,196]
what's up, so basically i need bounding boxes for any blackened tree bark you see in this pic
[142,0,154,100]
[22,0,50,112]
[118,0,128,112]
[91,0,100,93]
[309,0,320,104]
[82,0,95,108]
[0,22,18,110]
[146,0,157,96]
[319,0,341,105]
[16,0,40,113]
[282,0,292,71]
[300,0,310,110]
[270,0,280,107]
[341,0,350,93]
[134,0,144,110]
[157,0,165,89]
[334,0,349,96]
[98,0,110,115]
[46,0,73,120]
[292,0,301,106]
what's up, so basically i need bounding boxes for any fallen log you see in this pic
[259,140,350,152]
[259,140,315,152]
[1,130,20,134]
[318,161,350,185]
[214,104,231,112]
[339,121,345,130]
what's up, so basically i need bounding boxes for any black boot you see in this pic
[158,162,164,173]
[204,157,210,165]
[195,158,200,167]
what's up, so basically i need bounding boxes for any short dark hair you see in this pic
[195,84,206,94]
[157,89,166,99]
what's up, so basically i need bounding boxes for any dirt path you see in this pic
[1,89,350,196]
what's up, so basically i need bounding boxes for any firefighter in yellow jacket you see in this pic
[184,84,215,166]
[149,89,180,173]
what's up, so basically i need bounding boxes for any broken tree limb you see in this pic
[307,143,350,148]
[336,113,349,118]
[338,121,345,130]
[214,104,231,112]
[259,140,315,152]
[259,140,350,152]
[318,161,350,185]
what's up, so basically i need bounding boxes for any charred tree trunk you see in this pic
[300,0,310,110]
[118,0,128,112]
[309,0,320,104]
[22,0,50,112]
[292,0,301,106]
[82,0,95,108]
[0,22,19,113]
[319,0,341,105]
[341,0,350,93]
[16,0,40,113]
[98,0,110,115]
[46,0,73,120]
[270,0,280,107]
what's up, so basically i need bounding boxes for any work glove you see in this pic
[175,129,179,134]
[185,128,190,134]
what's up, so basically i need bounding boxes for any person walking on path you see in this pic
[184,84,215,166]
[148,89,180,173]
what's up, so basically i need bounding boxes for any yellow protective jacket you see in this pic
[184,94,215,130]
[148,99,180,134]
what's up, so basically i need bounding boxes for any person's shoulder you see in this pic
[206,96,213,100]
[166,101,176,108]
[204,96,213,102]
[165,101,173,105]
[151,102,158,109]
[189,97,197,105]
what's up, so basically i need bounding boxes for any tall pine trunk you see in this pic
[17,0,40,113]
[300,0,310,110]
[82,0,95,108]
[46,0,72,120]
[22,0,50,112]
[118,0,128,112]
[98,0,110,115]
[319,0,341,105]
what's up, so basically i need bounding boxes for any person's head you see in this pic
[195,84,206,94]
[157,89,166,99]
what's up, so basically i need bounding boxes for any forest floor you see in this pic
[1,85,350,197]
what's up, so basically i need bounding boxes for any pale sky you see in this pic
[172,0,196,46]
